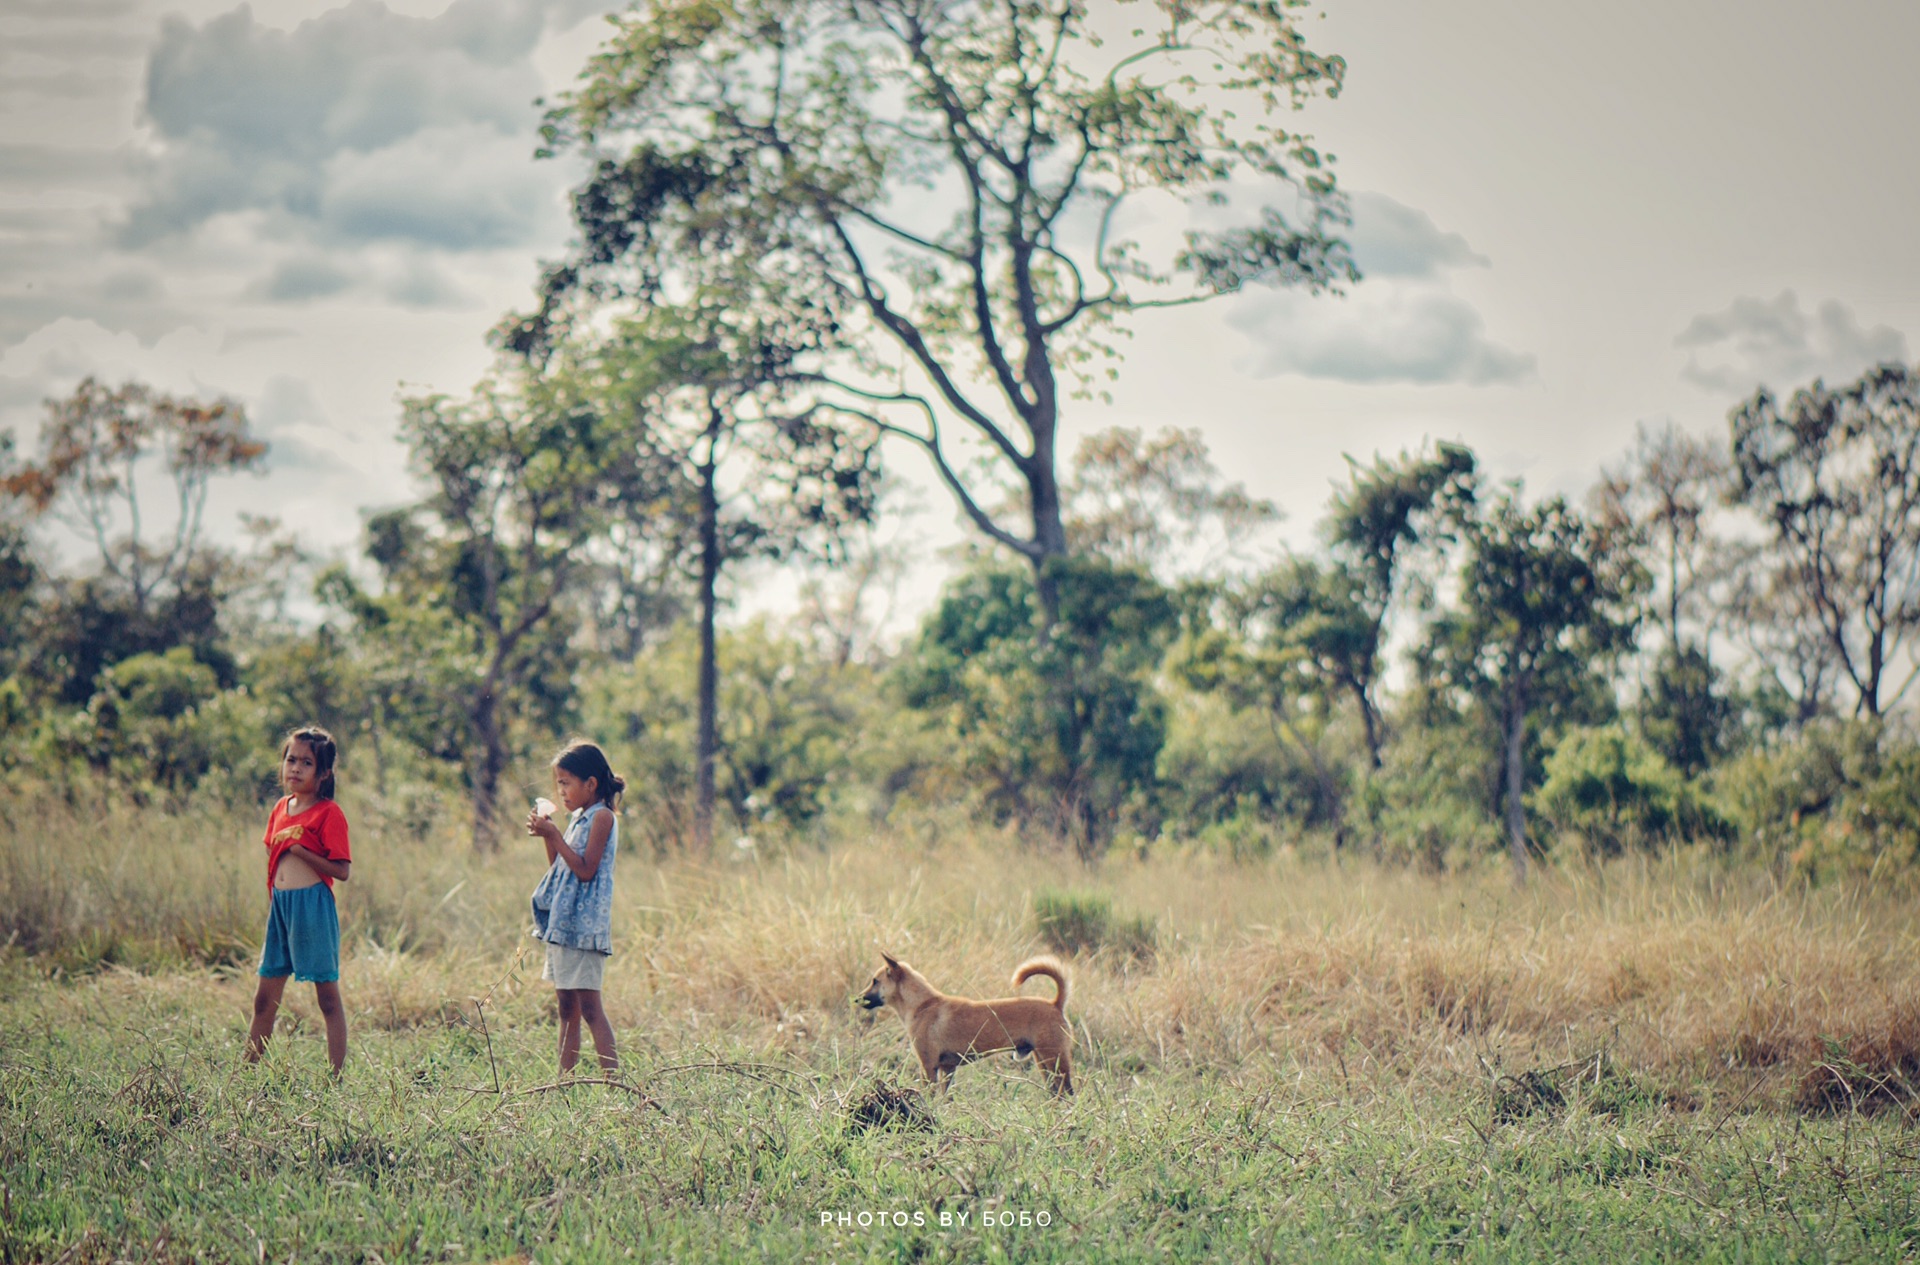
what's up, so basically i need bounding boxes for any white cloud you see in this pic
[319,124,565,250]
[1344,192,1489,279]
[1675,291,1909,395]
[120,0,582,251]
[1226,193,1533,386]
[1228,284,1535,386]
[252,374,353,476]
[252,257,353,303]
[382,256,479,309]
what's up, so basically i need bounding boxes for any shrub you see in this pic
[898,556,1177,858]
[578,620,891,850]
[1358,721,1501,870]
[1033,889,1156,961]
[1715,719,1920,880]
[1154,687,1327,844]
[1531,725,1725,856]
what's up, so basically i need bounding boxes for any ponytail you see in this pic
[553,739,623,808]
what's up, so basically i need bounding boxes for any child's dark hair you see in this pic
[554,739,624,807]
[283,726,339,800]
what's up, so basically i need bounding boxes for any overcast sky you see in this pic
[3,0,1917,616]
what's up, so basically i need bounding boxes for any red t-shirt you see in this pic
[263,797,351,893]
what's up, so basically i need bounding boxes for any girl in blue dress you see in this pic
[526,739,624,1074]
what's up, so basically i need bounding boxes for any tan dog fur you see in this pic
[858,952,1074,1096]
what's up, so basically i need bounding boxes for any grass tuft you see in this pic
[845,1079,935,1133]
[1033,888,1156,961]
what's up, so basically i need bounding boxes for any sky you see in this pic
[2,0,1917,622]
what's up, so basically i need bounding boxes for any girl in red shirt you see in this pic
[245,726,353,1075]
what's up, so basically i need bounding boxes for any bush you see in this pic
[1154,687,1327,844]
[1358,721,1500,870]
[1531,725,1724,856]
[898,556,1177,858]
[578,620,891,850]
[1033,889,1156,961]
[1714,719,1920,880]
[25,648,269,804]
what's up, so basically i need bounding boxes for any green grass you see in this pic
[2,960,1917,1263]
[4,791,1920,1260]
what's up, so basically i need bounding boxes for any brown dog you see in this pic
[857,952,1074,1096]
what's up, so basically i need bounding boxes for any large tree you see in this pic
[1588,421,1731,658]
[535,0,1354,616]
[333,360,685,849]
[1063,425,1278,579]
[0,378,269,702]
[1729,362,1920,718]
[1422,491,1638,883]
[1588,423,1738,772]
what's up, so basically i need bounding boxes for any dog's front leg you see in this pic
[914,1039,948,1091]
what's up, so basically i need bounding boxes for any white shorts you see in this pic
[542,943,608,991]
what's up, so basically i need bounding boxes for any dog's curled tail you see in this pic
[1013,957,1069,1012]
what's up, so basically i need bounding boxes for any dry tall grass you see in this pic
[5,788,1916,1113]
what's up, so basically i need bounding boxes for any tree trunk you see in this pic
[693,410,722,855]
[1272,707,1347,848]
[1353,683,1383,771]
[369,690,388,799]
[1023,431,1069,625]
[471,684,506,852]
[1502,685,1530,885]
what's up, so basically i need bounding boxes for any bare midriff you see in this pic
[273,849,323,890]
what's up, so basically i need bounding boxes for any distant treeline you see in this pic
[2,361,1918,885]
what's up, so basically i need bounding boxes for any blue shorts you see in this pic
[258,885,340,983]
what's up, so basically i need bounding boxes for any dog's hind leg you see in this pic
[1037,1049,1073,1097]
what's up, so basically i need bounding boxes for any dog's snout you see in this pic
[856,989,885,1010]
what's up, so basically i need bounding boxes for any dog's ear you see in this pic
[880,951,902,973]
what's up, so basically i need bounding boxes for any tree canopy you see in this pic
[532,0,1355,613]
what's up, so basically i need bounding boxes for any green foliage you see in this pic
[1188,560,1367,835]
[578,621,888,848]
[0,512,38,682]
[1531,726,1726,858]
[538,0,1355,583]
[331,360,691,846]
[1032,890,1156,962]
[1153,688,1324,846]
[1420,488,1639,875]
[23,565,235,705]
[1713,719,1920,879]
[13,648,268,804]
[1638,642,1737,775]
[1357,722,1502,871]
[1318,442,1478,763]
[900,555,1178,855]
[1423,492,1638,721]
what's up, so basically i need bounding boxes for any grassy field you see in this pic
[3,791,1919,1262]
